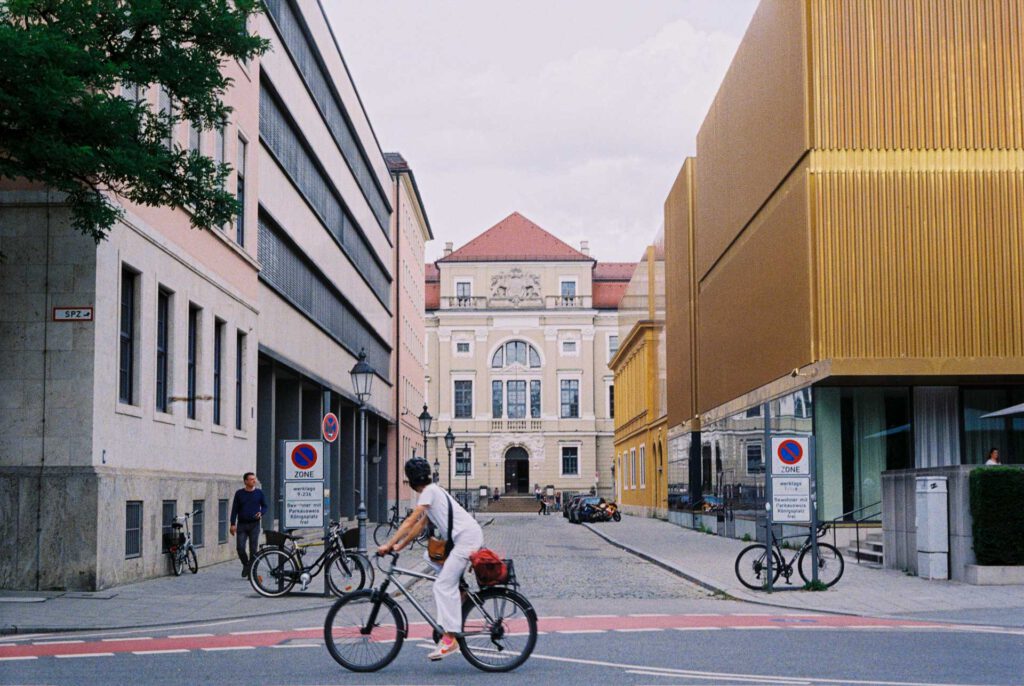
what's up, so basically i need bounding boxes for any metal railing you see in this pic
[827,500,882,564]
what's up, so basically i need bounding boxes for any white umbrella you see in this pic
[980,402,1024,419]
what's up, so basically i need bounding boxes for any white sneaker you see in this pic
[427,636,460,661]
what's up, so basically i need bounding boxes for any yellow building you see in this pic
[610,242,668,516]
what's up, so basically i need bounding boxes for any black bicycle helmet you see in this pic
[404,457,432,488]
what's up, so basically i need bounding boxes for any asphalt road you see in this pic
[3,515,1022,685]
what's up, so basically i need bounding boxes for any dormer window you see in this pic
[491,340,541,369]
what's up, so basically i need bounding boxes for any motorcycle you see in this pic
[585,499,622,523]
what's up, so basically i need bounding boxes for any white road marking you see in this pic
[132,649,189,655]
[168,633,214,639]
[55,652,115,659]
[674,627,721,631]
[270,644,320,649]
[33,640,84,645]
[576,613,617,618]
[615,628,664,632]
[291,627,322,631]
[201,646,255,652]
[626,671,809,685]
[229,629,281,635]
[629,613,669,617]
[0,656,38,661]
[557,629,606,634]
[3,617,244,644]
[102,636,151,642]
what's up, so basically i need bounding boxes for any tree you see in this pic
[0,0,269,241]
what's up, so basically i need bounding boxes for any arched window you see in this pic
[491,340,541,369]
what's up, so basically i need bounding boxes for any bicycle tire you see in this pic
[734,544,783,590]
[172,550,184,576]
[798,542,844,587]
[186,546,199,574]
[353,552,375,588]
[373,522,395,547]
[249,547,298,597]
[325,551,366,596]
[459,587,538,672]
[324,589,405,672]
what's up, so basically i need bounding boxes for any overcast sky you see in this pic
[326,0,760,264]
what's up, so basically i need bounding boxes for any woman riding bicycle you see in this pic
[377,457,483,661]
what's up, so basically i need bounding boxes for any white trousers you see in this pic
[424,526,483,634]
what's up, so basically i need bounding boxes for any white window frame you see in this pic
[454,279,473,300]
[454,337,473,356]
[639,443,647,488]
[559,443,582,478]
[558,375,582,419]
[630,448,637,489]
[608,334,619,363]
[606,380,614,419]
[558,276,578,299]
[561,340,578,356]
[452,377,474,419]
[454,444,474,478]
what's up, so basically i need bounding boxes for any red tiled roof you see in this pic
[593,262,637,281]
[594,281,629,309]
[425,263,439,281]
[439,212,593,263]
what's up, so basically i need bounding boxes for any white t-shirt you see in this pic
[417,484,482,544]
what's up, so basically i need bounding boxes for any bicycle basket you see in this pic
[263,530,290,548]
[162,532,185,550]
[470,549,512,587]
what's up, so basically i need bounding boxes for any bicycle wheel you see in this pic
[186,547,199,574]
[373,522,395,546]
[325,551,366,596]
[734,544,783,590]
[798,542,845,587]
[171,549,184,576]
[353,552,375,588]
[249,547,298,597]
[459,587,538,672]
[324,590,405,672]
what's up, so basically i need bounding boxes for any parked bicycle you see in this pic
[166,511,199,577]
[734,523,845,590]
[373,504,428,548]
[324,551,537,673]
[249,521,373,598]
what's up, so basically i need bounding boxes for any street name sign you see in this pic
[52,307,93,321]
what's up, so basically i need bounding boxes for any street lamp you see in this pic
[418,404,433,478]
[349,349,375,553]
[463,442,471,513]
[444,427,455,492]
[432,457,440,484]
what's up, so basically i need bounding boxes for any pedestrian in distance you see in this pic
[230,472,268,578]
[985,448,1000,465]
[379,458,483,661]
[537,495,549,516]
[534,484,541,501]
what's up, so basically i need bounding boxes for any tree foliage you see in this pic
[0,0,269,241]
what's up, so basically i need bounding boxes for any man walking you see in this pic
[230,472,267,577]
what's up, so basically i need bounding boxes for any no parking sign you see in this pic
[284,440,324,480]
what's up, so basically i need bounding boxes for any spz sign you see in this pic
[283,440,324,481]
[771,436,809,476]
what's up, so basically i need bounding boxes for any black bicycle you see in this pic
[373,504,428,548]
[734,523,845,590]
[324,551,537,673]
[166,511,199,576]
[249,521,373,597]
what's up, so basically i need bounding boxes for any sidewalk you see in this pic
[584,515,1024,627]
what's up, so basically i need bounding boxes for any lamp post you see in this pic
[349,349,375,553]
[432,458,440,484]
[418,404,433,482]
[463,442,470,512]
[444,427,455,493]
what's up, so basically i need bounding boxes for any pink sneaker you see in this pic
[427,635,460,661]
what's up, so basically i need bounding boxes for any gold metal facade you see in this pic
[664,160,699,430]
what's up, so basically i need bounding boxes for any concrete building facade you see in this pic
[424,213,633,503]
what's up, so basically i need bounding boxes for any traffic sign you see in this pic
[322,412,340,443]
[771,436,809,475]
[284,440,324,480]
[284,482,324,528]
[771,477,811,522]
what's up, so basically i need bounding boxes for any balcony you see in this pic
[491,419,543,433]
[545,295,591,309]
[440,295,593,310]
[443,296,489,310]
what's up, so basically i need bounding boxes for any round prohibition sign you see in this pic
[322,412,340,443]
[777,439,804,465]
[291,443,318,470]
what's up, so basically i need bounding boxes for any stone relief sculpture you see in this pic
[490,267,542,305]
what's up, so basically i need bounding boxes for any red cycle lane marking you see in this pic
[0,614,956,659]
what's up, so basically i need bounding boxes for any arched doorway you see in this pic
[504,446,530,494]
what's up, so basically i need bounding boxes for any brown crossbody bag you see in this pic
[426,491,455,564]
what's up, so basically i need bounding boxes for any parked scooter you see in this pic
[586,499,622,523]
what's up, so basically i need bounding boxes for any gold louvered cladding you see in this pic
[809,0,1024,151]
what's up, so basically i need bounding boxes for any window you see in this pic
[456,342,470,354]
[235,332,245,430]
[158,86,174,150]
[455,281,471,303]
[745,405,762,418]
[492,381,503,418]
[490,347,503,368]
[560,280,577,298]
[213,320,224,425]
[630,448,637,489]
[187,305,200,420]
[218,499,229,543]
[455,446,472,476]
[560,379,580,418]
[119,268,137,404]
[156,288,170,412]
[746,442,764,474]
[561,446,579,476]
[639,444,647,488]
[454,380,473,418]
[213,121,225,167]
[608,385,615,419]
[608,335,619,363]
[192,500,205,548]
[236,136,247,245]
[161,500,177,553]
[507,380,526,419]
[506,341,526,366]
[126,501,143,558]
[492,340,541,369]
[188,120,201,153]
[123,81,143,103]
[530,380,541,418]
[562,341,577,355]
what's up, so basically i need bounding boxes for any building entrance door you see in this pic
[504,447,530,494]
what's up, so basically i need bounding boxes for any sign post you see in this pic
[281,438,328,595]
[769,433,817,587]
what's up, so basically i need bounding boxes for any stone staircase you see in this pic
[844,531,884,566]
[479,495,542,513]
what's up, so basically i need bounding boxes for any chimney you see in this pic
[444,241,453,256]
[580,240,590,256]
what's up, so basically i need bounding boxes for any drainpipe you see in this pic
[392,173,402,510]
[35,190,52,591]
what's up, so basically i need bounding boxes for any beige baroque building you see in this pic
[424,213,633,501]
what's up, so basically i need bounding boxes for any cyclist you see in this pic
[377,457,483,661]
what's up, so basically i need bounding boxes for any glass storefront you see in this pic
[962,387,1024,465]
